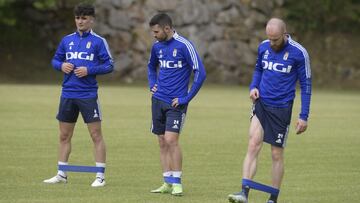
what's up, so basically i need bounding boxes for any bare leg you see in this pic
[242,116,264,179]
[58,122,76,162]
[158,134,171,173]
[271,146,284,189]
[87,121,106,163]
[43,122,75,183]
[164,131,182,171]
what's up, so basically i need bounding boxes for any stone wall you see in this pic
[94,0,285,84]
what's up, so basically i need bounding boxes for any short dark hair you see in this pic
[149,13,173,28]
[74,3,95,17]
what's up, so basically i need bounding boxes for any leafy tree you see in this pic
[284,0,360,32]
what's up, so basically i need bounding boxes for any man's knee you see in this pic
[59,131,72,143]
[158,136,168,149]
[248,136,262,154]
[271,147,284,162]
[89,129,103,143]
[87,122,103,143]
[164,134,179,147]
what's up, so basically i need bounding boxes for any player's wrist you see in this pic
[299,115,308,121]
[178,97,188,105]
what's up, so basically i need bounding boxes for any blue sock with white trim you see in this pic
[163,171,172,185]
[172,171,182,185]
[57,161,68,178]
[95,162,106,179]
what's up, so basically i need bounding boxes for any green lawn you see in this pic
[0,84,359,203]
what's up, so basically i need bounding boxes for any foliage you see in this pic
[284,0,360,32]
[0,0,17,26]
[0,0,56,40]
[33,0,56,10]
[0,0,94,27]
[0,0,56,26]
[0,0,93,46]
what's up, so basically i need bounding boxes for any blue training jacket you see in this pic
[52,30,114,99]
[148,32,206,105]
[249,35,312,121]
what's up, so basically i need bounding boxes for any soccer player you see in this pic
[147,13,206,196]
[43,3,113,187]
[228,18,312,203]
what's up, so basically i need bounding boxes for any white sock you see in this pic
[96,162,106,179]
[57,161,68,177]
[163,171,172,177]
[172,171,182,178]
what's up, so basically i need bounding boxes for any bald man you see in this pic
[228,18,312,203]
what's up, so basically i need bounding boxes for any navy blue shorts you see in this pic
[56,97,102,123]
[151,96,188,135]
[253,100,293,148]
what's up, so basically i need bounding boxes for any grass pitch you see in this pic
[0,84,359,203]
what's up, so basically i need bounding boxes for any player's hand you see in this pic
[172,98,179,107]
[151,84,158,94]
[74,66,88,78]
[249,88,259,103]
[295,118,308,134]
[61,62,74,74]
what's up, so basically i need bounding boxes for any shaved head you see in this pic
[266,18,286,36]
[265,18,287,52]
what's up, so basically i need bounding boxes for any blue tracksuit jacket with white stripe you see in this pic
[52,30,114,99]
[249,35,312,121]
[148,32,206,105]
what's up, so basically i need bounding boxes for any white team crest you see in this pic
[173,49,177,57]
[86,41,91,49]
[264,50,269,59]
[283,52,289,60]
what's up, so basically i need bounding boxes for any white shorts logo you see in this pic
[93,109,99,118]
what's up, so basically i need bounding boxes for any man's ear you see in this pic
[164,25,172,33]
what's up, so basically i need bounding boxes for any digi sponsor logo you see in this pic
[66,52,94,61]
[159,60,183,69]
[262,60,292,73]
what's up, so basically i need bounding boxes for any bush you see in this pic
[284,0,360,33]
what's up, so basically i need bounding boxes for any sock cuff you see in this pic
[163,171,172,177]
[172,171,182,178]
[96,162,106,167]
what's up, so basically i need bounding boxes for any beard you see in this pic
[271,39,286,52]
[156,32,169,42]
